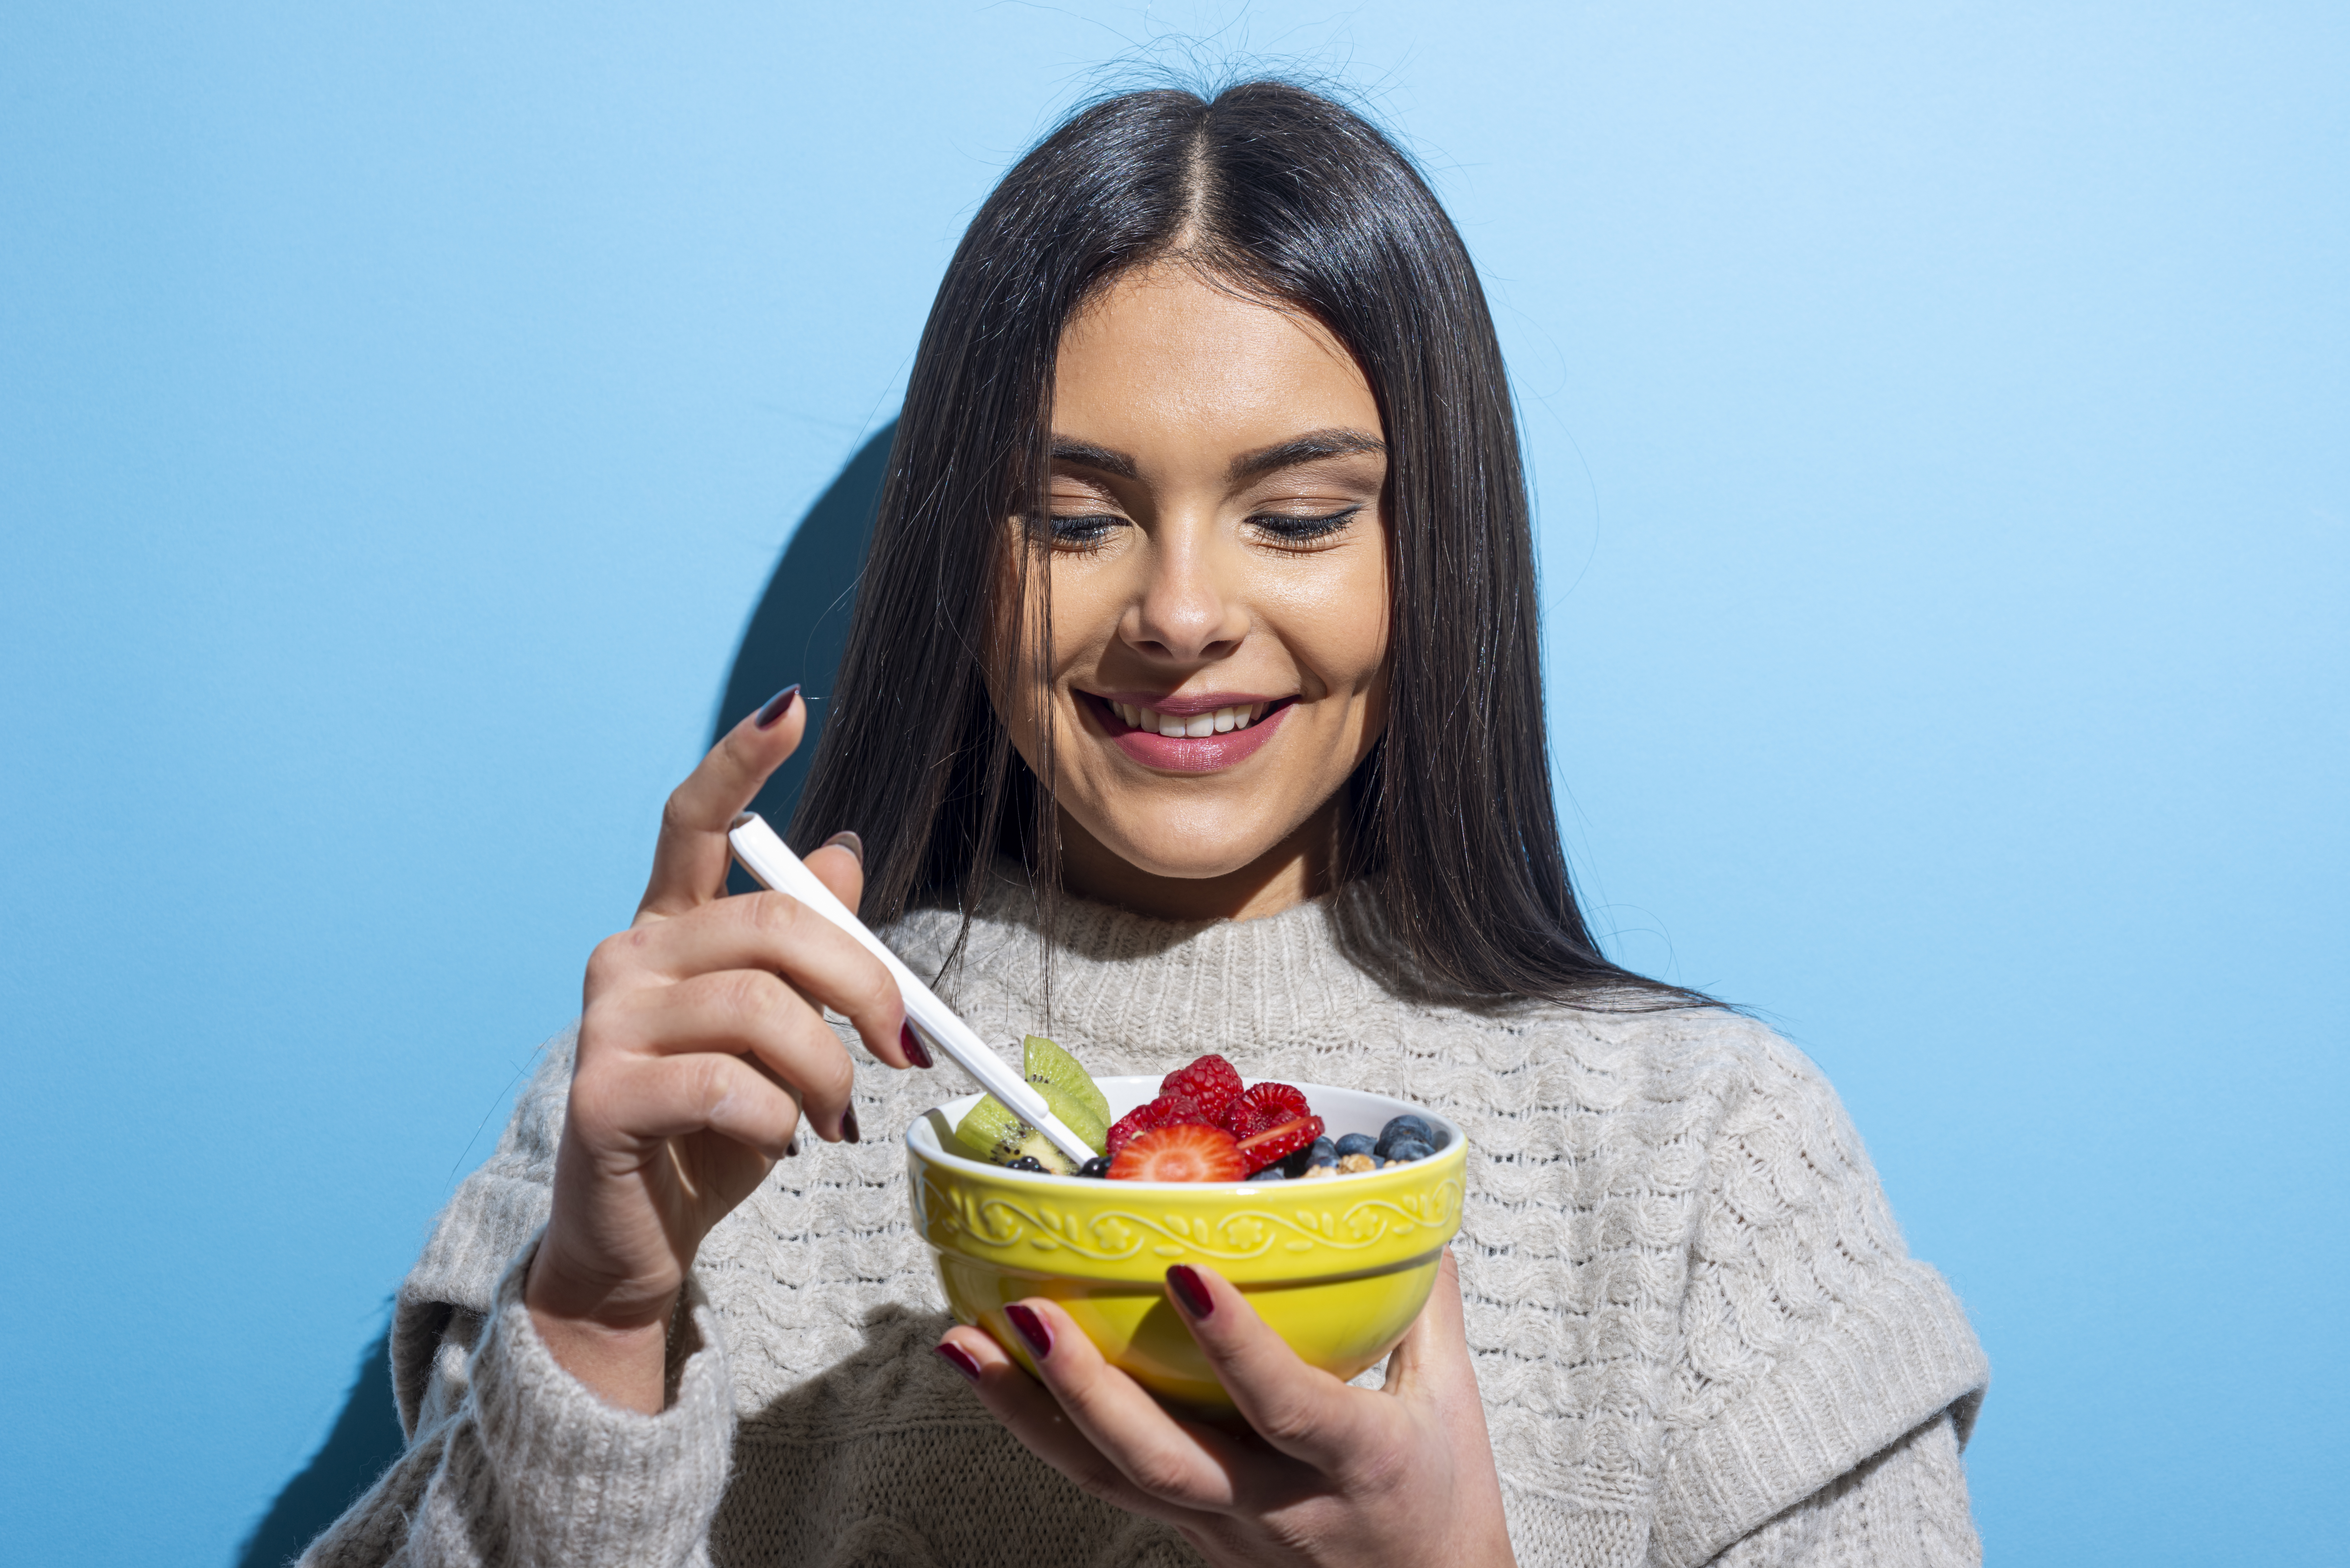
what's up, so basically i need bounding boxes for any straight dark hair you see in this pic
[792,79,1707,1012]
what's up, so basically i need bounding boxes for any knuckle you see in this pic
[847,956,898,1020]
[745,890,803,941]
[583,933,636,993]
[1066,1457,1132,1504]
[1123,1446,1195,1501]
[714,968,780,1028]
[691,1053,741,1115]
[1251,1390,1323,1449]
[658,788,696,837]
[803,1037,855,1105]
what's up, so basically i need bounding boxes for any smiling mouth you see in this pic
[1088,694,1294,737]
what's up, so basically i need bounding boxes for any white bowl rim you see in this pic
[905,1074,1464,1191]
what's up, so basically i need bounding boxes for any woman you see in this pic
[309,81,1986,1568]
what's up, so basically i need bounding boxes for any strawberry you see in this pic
[1158,1053,1243,1126]
[1234,1114,1325,1174]
[1108,1123,1246,1182]
[1224,1081,1311,1140]
[1105,1098,1175,1157]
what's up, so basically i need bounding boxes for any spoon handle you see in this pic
[726,812,1097,1164]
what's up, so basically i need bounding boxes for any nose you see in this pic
[1123,526,1249,663]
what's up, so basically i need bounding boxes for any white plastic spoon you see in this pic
[727,811,1097,1165]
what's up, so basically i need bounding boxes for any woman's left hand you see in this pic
[935,1249,1515,1568]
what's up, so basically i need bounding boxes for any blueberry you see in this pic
[1077,1156,1112,1179]
[1335,1132,1378,1159]
[1305,1137,1338,1167]
[1376,1115,1434,1159]
[1247,1164,1289,1182]
[1383,1138,1434,1164]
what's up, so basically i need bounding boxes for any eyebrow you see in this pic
[1228,428,1387,482]
[1048,439,1138,479]
[1047,428,1387,485]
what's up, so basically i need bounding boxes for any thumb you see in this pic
[805,830,867,916]
[1381,1248,1475,1402]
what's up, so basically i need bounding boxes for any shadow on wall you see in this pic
[234,1324,401,1568]
[233,425,895,1564]
[716,419,894,849]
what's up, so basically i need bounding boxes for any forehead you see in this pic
[1051,266,1380,457]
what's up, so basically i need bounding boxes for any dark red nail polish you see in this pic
[841,1107,860,1144]
[754,684,801,728]
[1005,1302,1052,1358]
[1167,1265,1213,1319]
[785,1136,799,1158]
[936,1342,982,1382]
[900,1022,933,1069]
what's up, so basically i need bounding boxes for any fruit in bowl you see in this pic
[907,1047,1467,1408]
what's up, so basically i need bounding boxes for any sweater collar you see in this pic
[932,862,1398,1061]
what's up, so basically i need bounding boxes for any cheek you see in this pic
[1268,551,1390,690]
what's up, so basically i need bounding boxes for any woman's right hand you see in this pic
[523,687,927,1412]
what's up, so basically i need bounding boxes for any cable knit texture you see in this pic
[302,871,1986,1568]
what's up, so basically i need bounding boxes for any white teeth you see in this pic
[1157,711,1186,737]
[1213,707,1236,733]
[1120,703,1137,727]
[1184,712,1214,737]
[1234,707,1252,728]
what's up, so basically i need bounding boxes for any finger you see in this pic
[934,1326,1199,1526]
[592,970,859,1140]
[1381,1247,1476,1401]
[639,687,806,920]
[586,893,918,1069]
[573,1051,802,1161]
[804,831,865,916]
[1162,1264,1375,1472]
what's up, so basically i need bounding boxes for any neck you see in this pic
[1052,802,1338,923]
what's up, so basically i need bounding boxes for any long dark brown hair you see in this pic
[792,79,1707,1011]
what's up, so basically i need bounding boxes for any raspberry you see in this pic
[1108,1123,1246,1182]
[1105,1098,1175,1157]
[1224,1081,1311,1140]
[1233,1114,1325,1174]
[1158,1054,1242,1125]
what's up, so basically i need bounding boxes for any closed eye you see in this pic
[1248,505,1362,544]
[1047,512,1126,548]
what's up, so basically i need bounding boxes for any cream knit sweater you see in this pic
[305,874,1987,1568]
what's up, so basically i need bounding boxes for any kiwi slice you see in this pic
[952,1095,1080,1174]
[1024,1035,1110,1147]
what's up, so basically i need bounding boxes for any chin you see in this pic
[1113,842,1271,883]
[1088,817,1279,884]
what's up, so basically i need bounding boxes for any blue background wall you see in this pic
[4,3,2343,1561]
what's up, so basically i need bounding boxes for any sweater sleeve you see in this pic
[1703,1413,1980,1567]
[296,1233,737,1568]
[1651,1021,1990,1568]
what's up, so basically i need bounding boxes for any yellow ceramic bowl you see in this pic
[907,1076,1466,1408]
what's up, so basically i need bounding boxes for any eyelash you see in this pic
[1045,506,1363,548]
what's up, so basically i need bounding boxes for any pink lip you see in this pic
[1081,692,1295,773]
[1091,690,1283,716]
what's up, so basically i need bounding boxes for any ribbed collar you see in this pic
[915,862,1403,1060]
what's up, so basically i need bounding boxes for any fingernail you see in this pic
[1167,1264,1214,1319]
[841,1107,860,1144]
[754,684,801,728]
[785,1136,799,1158]
[821,830,863,865]
[1005,1302,1052,1358]
[900,1021,933,1069]
[935,1341,982,1382]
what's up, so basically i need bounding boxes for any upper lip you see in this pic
[1087,690,1289,716]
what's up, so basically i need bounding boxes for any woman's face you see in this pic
[1001,264,1391,918]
